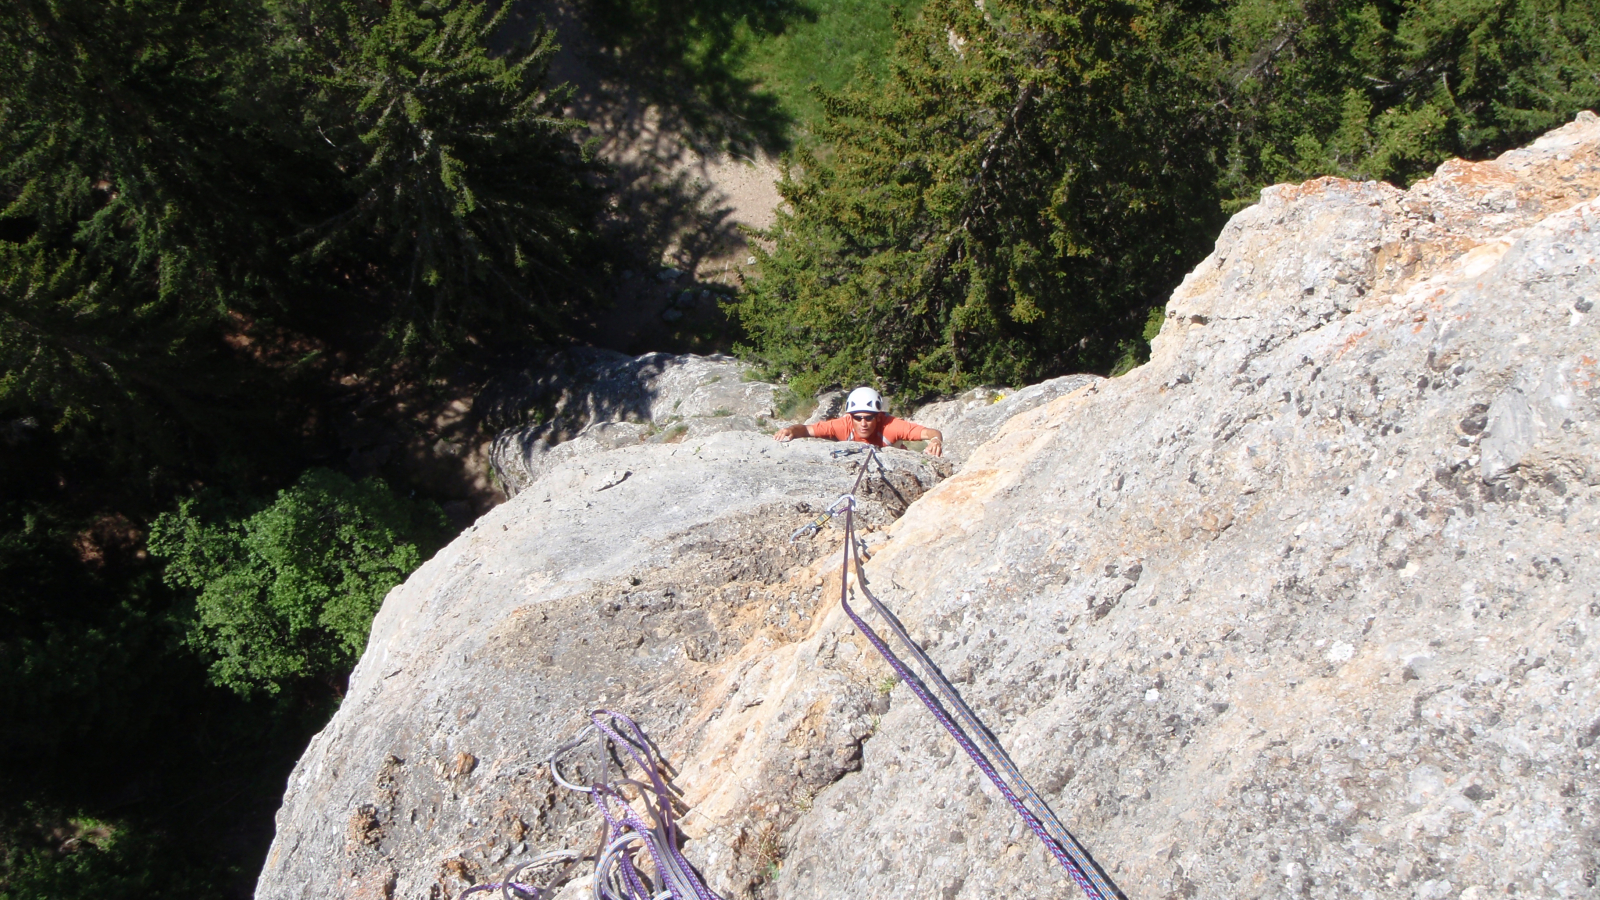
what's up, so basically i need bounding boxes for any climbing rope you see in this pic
[833,448,1124,900]
[457,448,1118,899]
[789,442,897,543]
[456,710,723,900]
[455,850,582,900]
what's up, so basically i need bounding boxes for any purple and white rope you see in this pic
[459,712,722,900]
[552,710,722,900]
[458,447,1118,900]
[835,450,1122,900]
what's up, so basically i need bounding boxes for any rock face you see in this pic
[257,429,953,900]
[258,115,1600,900]
[908,374,1100,464]
[482,349,782,495]
[777,115,1600,900]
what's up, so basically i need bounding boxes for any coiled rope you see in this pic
[457,710,723,900]
[828,447,1124,900]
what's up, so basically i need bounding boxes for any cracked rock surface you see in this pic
[781,114,1600,900]
[258,115,1600,900]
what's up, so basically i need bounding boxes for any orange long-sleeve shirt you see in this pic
[807,415,926,448]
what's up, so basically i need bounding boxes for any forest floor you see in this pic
[508,0,785,356]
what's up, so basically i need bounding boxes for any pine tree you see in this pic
[1,0,606,475]
[735,0,1600,393]
[735,0,1225,395]
[0,0,291,477]
[276,0,606,356]
[1204,0,1600,200]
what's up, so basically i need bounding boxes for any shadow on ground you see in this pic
[564,0,802,156]
[498,0,800,355]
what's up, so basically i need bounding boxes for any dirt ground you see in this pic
[374,1,792,522]
[506,0,787,355]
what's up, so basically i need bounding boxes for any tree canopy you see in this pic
[735,0,1600,396]
[0,1,601,893]
[0,0,603,477]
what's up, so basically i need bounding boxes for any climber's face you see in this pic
[851,412,881,439]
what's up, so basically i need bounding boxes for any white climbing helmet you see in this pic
[845,386,884,415]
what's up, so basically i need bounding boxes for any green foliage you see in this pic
[731,0,926,139]
[149,469,447,696]
[0,507,162,767]
[1205,0,1600,200]
[286,0,605,353]
[0,433,334,897]
[0,0,591,893]
[1,810,233,900]
[0,0,286,476]
[735,0,1225,395]
[583,0,922,148]
[0,0,279,297]
[0,0,603,442]
[735,0,1600,394]
[0,241,267,482]
[1109,305,1169,377]
[583,0,797,148]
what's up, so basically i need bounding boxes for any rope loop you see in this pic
[453,849,582,900]
[463,712,722,900]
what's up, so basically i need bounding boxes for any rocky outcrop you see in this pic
[478,346,1074,492]
[907,375,1100,463]
[777,114,1600,900]
[481,349,782,495]
[258,115,1600,900]
[257,429,952,900]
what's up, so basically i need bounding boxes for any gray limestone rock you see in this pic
[909,374,1101,464]
[256,434,949,900]
[258,115,1600,900]
[803,391,846,426]
[483,350,780,495]
[778,112,1600,900]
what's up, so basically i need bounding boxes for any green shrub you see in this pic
[148,470,447,696]
[1110,306,1169,377]
[0,810,232,900]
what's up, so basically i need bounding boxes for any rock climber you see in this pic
[773,387,943,456]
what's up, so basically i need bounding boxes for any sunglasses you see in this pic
[850,413,878,422]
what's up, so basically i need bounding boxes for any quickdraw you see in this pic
[787,493,856,543]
